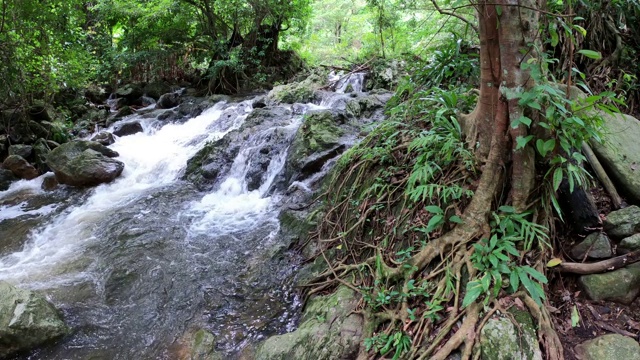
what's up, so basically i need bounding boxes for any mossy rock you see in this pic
[267,74,323,104]
[480,308,542,360]
[252,286,362,360]
[284,110,343,182]
[0,281,70,358]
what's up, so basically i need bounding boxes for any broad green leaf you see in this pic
[552,167,563,191]
[521,265,548,284]
[577,49,602,60]
[462,280,484,307]
[425,205,443,214]
[449,215,463,224]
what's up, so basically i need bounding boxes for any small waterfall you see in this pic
[336,72,366,93]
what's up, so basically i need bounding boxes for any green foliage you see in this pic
[364,331,412,360]
[463,207,549,307]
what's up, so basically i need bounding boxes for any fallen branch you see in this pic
[558,249,640,274]
[582,142,622,209]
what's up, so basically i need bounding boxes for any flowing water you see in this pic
[0,97,321,359]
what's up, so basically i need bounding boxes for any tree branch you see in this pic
[430,0,479,34]
[558,249,640,274]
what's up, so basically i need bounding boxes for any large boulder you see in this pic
[604,206,640,238]
[32,138,52,173]
[143,81,172,100]
[574,334,640,360]
[8,144,33,159]
[113,122,143,137]
[591,113,640,203]
[570,232,612,260]
[91,131,116,146]
[480,309,542,360]
[3,155,39,180]
[266,75,323,105]
[284,110,344,182]
[156,92,180,109]
[252,286,363,360]
[115,83,144,103]
[579,263,640,304]
[46,140,124,187]
[0,281,69,358]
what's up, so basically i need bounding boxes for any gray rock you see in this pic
[32,138,52,173]
[619,234,640,254]
[570,232,613,259]
[579,263,640,304]
[266,75,323,104]
[0,281,69,358]
[115,83,144,102]
[114,105,133,119]
[91,131,116,146]
[113,122,143,137]
[156,92,180,109]
[604,206,640,238]
[46,140,123,187]
[574,334,640,360]
[284,110,344,182]
[480,309,542,360]
[41,174,58,191]
[3,155,39,179]
[0,168,17,190]
[8,144,33,159]
[143,81,172,100]
[590,113,640,203]
[253,286,362,360]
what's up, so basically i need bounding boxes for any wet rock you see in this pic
[579,263,640,304]
[183,134,239,191]
[46,140,124,187]
[3,155,39,180]
[252,96,267,108]
[116,84,144,103]
[0,168,17,190]
[33,138,52,173]
[574,334,640,360]
[8,144,33,159]
[156,92,180,109]
[157,110,179,122]
[143,81,172,100]
[176,97,215,119]
[0,217,41,254]
[570,232,612,259]
[187,329,224,360]
[114,105,134,119]
[252,286,362,360]
[84,84,111,104]
[619,234,640,254]
[91,131,116,146]
[266,75,322,104]
[113,122,143,137]
[590,113,640,203]
[112,97,128,111]
[480,309,542,360]
[0,281,70,358]
[604,206,640,238]
[284,110,343,182]
[41,174,58,191]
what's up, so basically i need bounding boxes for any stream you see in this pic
[0,74,370,359]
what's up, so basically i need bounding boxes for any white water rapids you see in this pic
[0,97,313,358]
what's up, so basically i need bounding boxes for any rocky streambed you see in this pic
[0,74,393,359]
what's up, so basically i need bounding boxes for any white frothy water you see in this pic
[0,100,255,283]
